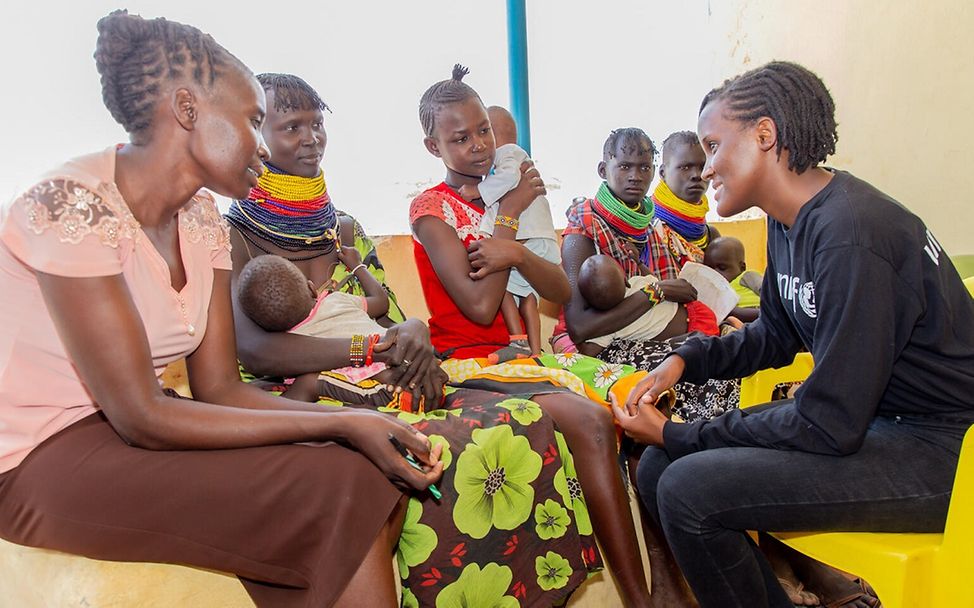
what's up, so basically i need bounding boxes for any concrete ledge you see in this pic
[0,485,652,607]
[0,536,634,607]
[0,537,254,607]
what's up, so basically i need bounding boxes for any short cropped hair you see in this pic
[578,255,628,311]
[256,73,330,114]
[661,131,700,161]
[603,128,657,161]
[237,255,314,332]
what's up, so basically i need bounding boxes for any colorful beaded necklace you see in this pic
[226,162,339,253]
[652,180,711,248]
[591,181,655,245]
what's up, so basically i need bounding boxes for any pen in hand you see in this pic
[388,433,442,500]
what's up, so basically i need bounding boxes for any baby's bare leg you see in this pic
[487,293,533,364]
[519,293,541,355]
[499,292,523,336]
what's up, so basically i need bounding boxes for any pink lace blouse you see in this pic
[0,147,231,473]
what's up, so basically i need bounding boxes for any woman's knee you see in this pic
[567,395,616,443]
[636,446,671,517]
[652,454,730,534]
[581,397,614,433]
[380,496,410,550]
[536,393,615,442]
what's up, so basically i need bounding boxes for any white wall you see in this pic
[3,1,972,253]
[1,1,511,235]
[1,0,721,235]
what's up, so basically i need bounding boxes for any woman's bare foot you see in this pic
[777,576,821,606]
[761,535,820,605]
[765,535,880,608]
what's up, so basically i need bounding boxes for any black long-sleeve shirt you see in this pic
[664,171,974,459]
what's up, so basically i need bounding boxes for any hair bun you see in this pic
[451,64,469,82]
[94,10,155,69]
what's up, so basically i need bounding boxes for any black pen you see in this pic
[388,433,442,499]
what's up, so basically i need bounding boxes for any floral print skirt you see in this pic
[242,372,603,606]
[390,388,602,607]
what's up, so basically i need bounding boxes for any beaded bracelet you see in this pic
[364,333,381,366]
[349,334,366,367]
[640,282,665,306]
[494,215,520,231]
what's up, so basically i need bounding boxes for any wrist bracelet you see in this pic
[364,333,381,366]
[350,263,367,274]
[640,282,664,306]
[494,215,519,231]
[350,334,366,367]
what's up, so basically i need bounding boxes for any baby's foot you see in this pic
[487,338,532,364]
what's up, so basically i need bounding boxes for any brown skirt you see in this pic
[0,413,400,607]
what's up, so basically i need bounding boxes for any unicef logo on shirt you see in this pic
[798,281,817,318]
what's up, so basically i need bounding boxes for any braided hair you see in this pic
[257,73,331,114]
[93,10,245,139]
[661,130,700,162]
[418,64,483,137]
[700,61,838,175]
[602,128,657,161]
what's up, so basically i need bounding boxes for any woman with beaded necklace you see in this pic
[227,72,617,607]
[558,129,741,426]
[227,74,406,331]
[227,74,404,323]
[225,73,445,400]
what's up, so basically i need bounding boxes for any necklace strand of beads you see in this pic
[226,162,339,253]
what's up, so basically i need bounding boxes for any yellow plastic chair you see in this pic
[952,253,974,281]
[771,426,974,608]
[739,352,815,408]
[739,277,974,608]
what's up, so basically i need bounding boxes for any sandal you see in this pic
[821,577,881,608]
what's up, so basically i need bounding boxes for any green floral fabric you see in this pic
[394,389,602,607]
[243,379,602,605]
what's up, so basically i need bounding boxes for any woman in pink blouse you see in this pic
[0,11,441,607]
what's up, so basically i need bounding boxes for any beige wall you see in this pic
[705,0,974,255]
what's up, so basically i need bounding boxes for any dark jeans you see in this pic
[636,416,963,608]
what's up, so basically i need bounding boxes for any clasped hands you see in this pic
[372,319,447,403]
[610,354,686,446]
